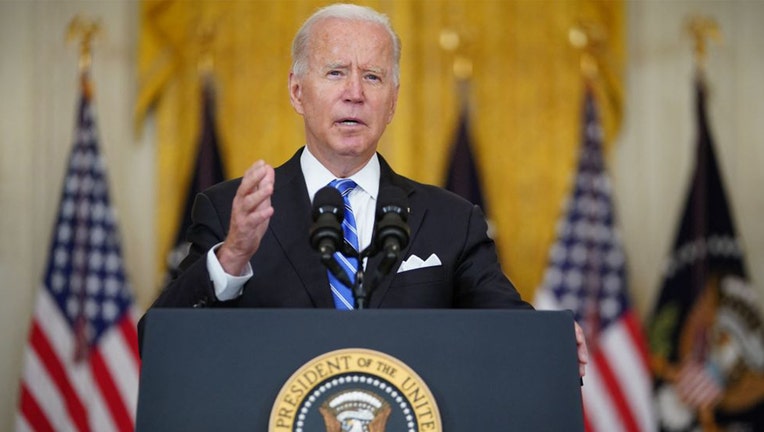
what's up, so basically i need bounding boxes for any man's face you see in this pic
[289,18,398,175]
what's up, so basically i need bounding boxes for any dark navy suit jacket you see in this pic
[139,148,530,346]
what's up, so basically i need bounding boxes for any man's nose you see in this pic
[343,74,364,102]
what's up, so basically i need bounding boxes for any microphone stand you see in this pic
[353,268,367,309]
[353,245,399,310]
[351,246,372,310]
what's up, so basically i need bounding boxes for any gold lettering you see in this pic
[315,362,326,379]
[415,399,429,410]
[375,360,397,378]
[417,406,433,419]
[401,376,416,391]
[283,392,298,408]
[302,370,319,386]
[274,408,293,429]
[402,377,426,405]
[341,355,351,369]
[326,355,350,373]
[420,420,437,430]
[289,383,305,401]
[295,376,309,392]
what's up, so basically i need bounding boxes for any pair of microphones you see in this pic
[309,185,410,308]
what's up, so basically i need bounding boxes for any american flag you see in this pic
[16,74,140,431]
[535,87,656,431]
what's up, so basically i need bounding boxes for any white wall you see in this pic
[0,1,762,429]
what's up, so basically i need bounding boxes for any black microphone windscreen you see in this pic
[313,186,344,221]
[377,186,408,220]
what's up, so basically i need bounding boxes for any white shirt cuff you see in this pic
[206,242,253,301]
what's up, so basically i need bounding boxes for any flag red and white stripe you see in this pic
[535,87,656,431]
[674,361,723,409]
[16,74,140,432]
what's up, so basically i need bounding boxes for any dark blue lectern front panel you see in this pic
[137,309,583,431]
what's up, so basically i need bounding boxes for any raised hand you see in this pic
[216,160,275,275]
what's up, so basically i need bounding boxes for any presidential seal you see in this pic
[269,348,441,432]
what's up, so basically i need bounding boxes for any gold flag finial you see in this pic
[569,20,607,82]
[685,15,721,71]
[439,28,473,81]
[67,16,102,73]
[197,20,218,77]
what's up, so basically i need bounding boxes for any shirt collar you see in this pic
[300,146,380,202]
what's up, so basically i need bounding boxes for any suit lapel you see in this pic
[269,149,335,308]
[367,156,424,308]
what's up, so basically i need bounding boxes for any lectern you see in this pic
[137,309,583,431]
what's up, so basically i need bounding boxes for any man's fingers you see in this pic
[234,164,275,215]
[251,205,275,224]
[574,321,589,378]
[229,161,274,235]
[575,323,588,361]
[237,182,272,211]
[239,160,273,195]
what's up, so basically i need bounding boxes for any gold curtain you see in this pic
[137,0,624,300]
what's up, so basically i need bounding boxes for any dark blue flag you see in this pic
[444,106,486,212]
[165,78,225,280]
[650,75,764,431]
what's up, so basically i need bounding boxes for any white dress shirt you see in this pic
[206,146,380,301]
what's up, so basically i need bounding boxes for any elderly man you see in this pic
[142,3,587,376]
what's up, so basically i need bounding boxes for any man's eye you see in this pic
[327,70,342,77]
[366,74,380,81]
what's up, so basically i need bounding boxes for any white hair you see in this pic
[291,3,401,85]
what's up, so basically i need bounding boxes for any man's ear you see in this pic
[288,72,304,115]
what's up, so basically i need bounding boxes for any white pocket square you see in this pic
[397,253,442,273]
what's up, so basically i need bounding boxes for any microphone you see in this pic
[310,186,353,288]
[374,186,410,276]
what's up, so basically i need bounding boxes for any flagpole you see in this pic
[66,15,103,362]
[569,21,604,346]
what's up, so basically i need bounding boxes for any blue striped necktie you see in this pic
[328,179,359,310]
